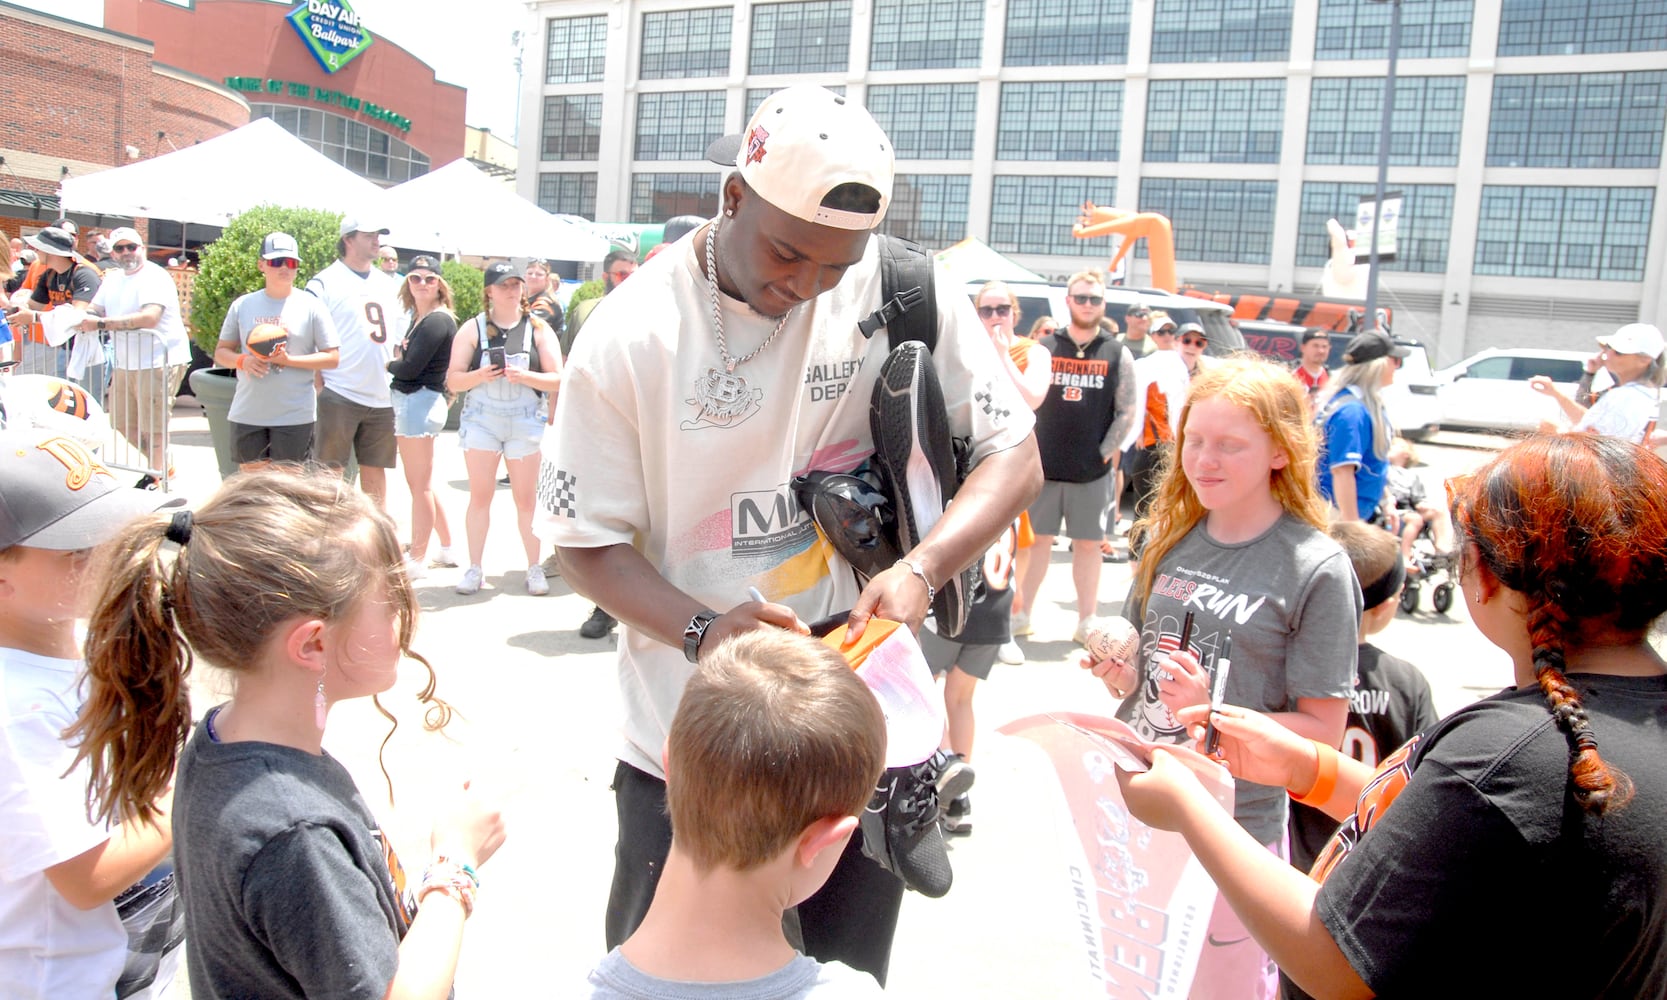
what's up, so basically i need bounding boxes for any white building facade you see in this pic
[517,0,1667,363]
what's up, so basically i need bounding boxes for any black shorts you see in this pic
[231,421,314,465]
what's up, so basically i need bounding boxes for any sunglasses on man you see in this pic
[266,258,299,270]
[1181,336,1208,348]
[976,304,1013,319]
[1071,294,1103,306]
[112,243,141,253]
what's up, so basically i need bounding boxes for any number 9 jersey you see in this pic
[308,262,403,408]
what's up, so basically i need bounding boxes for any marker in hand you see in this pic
[748,586,767,605]
[1203,632,1233,756]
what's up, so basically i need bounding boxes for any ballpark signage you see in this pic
[287,0,373,74]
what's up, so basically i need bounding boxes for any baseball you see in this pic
[247,323,288,357]
[1084,615,1140,697]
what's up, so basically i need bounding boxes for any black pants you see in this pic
[605,761,906,984]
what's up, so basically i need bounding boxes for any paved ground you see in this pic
[153,397,1514,997]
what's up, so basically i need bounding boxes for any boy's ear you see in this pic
[660,743,670,782]
[794,814,858,870]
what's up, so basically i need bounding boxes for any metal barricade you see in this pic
[5,322,183,490]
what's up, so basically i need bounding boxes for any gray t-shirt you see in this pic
[173,711,413,999]
[587,948,883,999]
[220,289,339,426]
[1115,514,1360,844]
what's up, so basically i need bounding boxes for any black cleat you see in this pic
[869,342,974,637]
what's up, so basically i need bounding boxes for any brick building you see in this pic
[0,1,249,241]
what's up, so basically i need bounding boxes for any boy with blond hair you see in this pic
[587,630,887,998]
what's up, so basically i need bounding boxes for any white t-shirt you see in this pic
[1576,381,1660,443]
[308,261,401,407]
[538,232,1034,778]
[0,648,126,998]
[89,262,189,369]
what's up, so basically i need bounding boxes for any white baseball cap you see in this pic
[705,85,893,231]
[1597,323,1665,359]
[339,215,390,238]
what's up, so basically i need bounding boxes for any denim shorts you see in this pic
[394,387,450,438]
[457,395,545,459]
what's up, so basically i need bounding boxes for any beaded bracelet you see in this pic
[1289,740,1339,806]
[418,857,480,918]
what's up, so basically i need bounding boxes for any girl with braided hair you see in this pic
[1113,432,1667,999]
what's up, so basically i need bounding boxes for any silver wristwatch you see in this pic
[683,609,720,663]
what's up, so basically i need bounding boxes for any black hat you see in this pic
[407,254,440,274]
[24,228,76,258]
[1342,333,1411,365]
[483,261,520,288]
[1301,328,1329,344]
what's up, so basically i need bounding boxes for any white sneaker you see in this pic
[525,564,549,596]
[455,566,484,596]
[402,556,427,582]
[1073,619,1093,645]
[997,640,1024,665]
[432,545,460,568]
[1010,611,1033,637]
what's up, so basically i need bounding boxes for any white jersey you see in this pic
[89,262,189,369]
[538,233,1034,779]
[308,261,401,407]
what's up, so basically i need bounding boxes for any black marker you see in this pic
[1203,632,1233,756]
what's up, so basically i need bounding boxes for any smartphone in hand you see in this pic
[487,345,506,370]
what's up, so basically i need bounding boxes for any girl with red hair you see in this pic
[1117,432,1667,998]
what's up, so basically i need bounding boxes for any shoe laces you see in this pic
[889,759,944,838]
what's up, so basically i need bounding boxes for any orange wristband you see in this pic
[234,354,245,370]
[1290,739,1339,806]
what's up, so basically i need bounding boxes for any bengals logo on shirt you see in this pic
[1308,734,1423,883]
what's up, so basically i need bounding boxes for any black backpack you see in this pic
[859,234,938,353]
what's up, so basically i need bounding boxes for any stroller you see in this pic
[1399,534,1458,615]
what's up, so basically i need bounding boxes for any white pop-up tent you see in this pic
[932,237,1050,287]
[377,159,609,261]
[58,118,384,225]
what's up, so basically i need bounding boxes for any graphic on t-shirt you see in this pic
[1130,620,1204,742]
[374,829,415,931]
[804,358,863,403]
[684,368,763,430]
[1308,735,1422,882]
[730,484,817,558]
[538,464,577,519]
[1050,356,1108,402]
[1149,570,1268,626]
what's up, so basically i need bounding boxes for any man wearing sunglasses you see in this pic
[212,232,340,471]
[1017,269,1136,645]
[75,229,190,488]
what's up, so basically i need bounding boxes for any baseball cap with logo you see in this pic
[1597,323,1665,359]
[1342,333,1412,365]
[0,430,182,550]
[108,227,143,248]
[339,215,390,238]
[483,261,520,288]
[1301,327,1329,344]
[704,85,893,231]
[1150,313,1177,333]
[260,232,300,261]
[407,255,440,275]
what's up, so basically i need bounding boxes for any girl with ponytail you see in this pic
[1113,433,1667,999]
[69,471,507,999]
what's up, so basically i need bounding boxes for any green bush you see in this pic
[441,260,483,325]
[566,278,603,314]
[189,205,341,354]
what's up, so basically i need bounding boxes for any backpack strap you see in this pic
[858,234,937,353]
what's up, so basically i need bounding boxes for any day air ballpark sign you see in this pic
[287,0,372,74]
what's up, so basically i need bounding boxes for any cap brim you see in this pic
[1388,343,1411,358]
[24,488,184,551]
[705,134,742,167]
[24,235,63,256]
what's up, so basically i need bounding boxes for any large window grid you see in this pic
[866,85,978,159]
[537,173,599,219]
[882,175,971,249]
[1314,0,1473,59]
[630,173,721,223]
[997,82,1122,161]
[989,176,1118,256]
[870,0,982,69]
[640,7,732,79]
[1497,0,1667,56]
[1138,179,1278,264]
[1488,72,1667,168]
[1306,76,1464,166]
[1003,0,1130,67]
[545,15,607,84]
[1145,79,1284,163]
[253,104,429,183]
[749,1,851,74]
[1151,0,1293,63]
[540,95,603,161]
[1296,183,1454,273]
[634,92,727,161]
[745,86,845,121]
[1475,186,1654,280]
